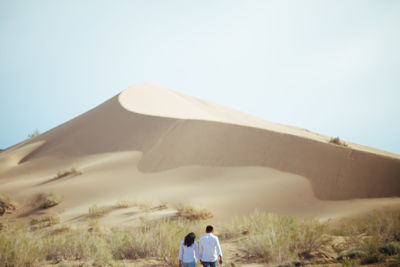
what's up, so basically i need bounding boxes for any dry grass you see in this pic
[30,214,60,229]
[329,136,348,147]
[331,208,400,265]
[0,193,16,216]
[0,206,399,266]
[28,129,40,138]
[219,211,330,264]
[88,204,113,218]
[115,199,132,209]
[176,203,213,221]
[39,193,63,209]
[55,168,82,179]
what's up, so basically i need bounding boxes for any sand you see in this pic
[0,83,399,224]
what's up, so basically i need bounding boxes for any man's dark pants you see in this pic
[201,261,217,267]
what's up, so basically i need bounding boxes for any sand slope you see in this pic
[1,83,399,222]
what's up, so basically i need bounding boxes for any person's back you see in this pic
[179,232,199,267]
[199,225,223,267]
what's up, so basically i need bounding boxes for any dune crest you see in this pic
[0,83,399,221]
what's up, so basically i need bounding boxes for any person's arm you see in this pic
[178,242,184,266]
[194,242,200,261]
[215,236,223,264]
[198,239,203,262]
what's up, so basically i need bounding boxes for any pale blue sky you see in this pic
[1,0,399,154]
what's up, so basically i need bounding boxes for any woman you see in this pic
[179,232,199,267]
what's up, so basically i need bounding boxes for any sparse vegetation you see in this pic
[219,211,331,264]
[88,204,113,218]
[0,205,399,266]
[30,214,60,229]
[329,136,348,147]
[39,193,63,209]
[28,129,40,138]
[55,168,82,179]
[176,203,213,221]
[115,199,131,209]
[332,208,400,265]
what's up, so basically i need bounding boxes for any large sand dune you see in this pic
[1,83,399,222]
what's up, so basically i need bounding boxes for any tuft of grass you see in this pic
[55,168,82,179]
[30,214,60,229]
[329,136,348,147]
[176,203,213,221]
[28,129,40,138]
[39,193,63,209]
[115,199,131,209]
[88,204,113,218]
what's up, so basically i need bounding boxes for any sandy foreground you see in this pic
[0,83,399,224]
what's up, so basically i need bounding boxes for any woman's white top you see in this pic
[179,240,199,262]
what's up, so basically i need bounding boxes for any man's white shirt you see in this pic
[199,233,223,262]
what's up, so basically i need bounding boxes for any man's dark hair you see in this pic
[206,225,213,233]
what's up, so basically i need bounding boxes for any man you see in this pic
[199,225,223,267]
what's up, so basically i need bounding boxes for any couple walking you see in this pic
[178,225,223,267]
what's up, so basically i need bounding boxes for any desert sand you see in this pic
[1,83,399,224]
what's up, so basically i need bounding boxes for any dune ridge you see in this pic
[1,83,399,221]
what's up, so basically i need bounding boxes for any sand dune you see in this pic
[1,83,399,222]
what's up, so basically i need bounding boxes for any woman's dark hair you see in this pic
[184,232,196,247]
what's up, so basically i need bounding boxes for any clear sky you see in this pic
[1,0,399,154]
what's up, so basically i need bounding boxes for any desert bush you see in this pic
[332,209,400,265]
[297,219,332,253]
[28,129,40,138]
[88,204,113,218]
[55,168,82,179]
[379,241,400,256]
[176,203,213,221]
[238,212,299,263]
[39,193,62,209]
[115,199,131,209]
[329,136,348,147]
[331,208,400,243]
[0,193,16,216]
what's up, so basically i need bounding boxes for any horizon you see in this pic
[1,0,400,154]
